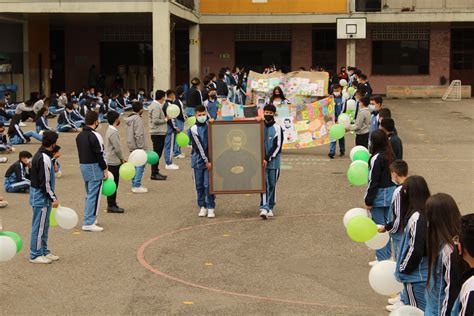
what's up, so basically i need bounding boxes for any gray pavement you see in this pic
[0,98,473,315]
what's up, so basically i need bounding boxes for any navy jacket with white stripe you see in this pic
[189,121,209,170]
[264,121,283,170]
[30,147,57,202]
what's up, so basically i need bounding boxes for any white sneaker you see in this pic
[260,209,268,220]
[267,210,274,217]
[165,164,179,170]
[174,154,185,159]
[45,253,60,261]
[0,157,8,163]
[388,294,401,305]
[207,209,215,218]
[386,301,404,312]
[19,122,27,127]
[82,224,104,232]
[94,219,99,225]
[369,260,379,267]
[29,256,52,264]
[198,207,208,217]
[132,186,148,194]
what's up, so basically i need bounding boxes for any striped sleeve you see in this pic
[189,125,208,163]
[41,153,57,201]
[14,124,27,142]
[399,213,426,274]
[386,186,402,233]
[266,124,283,162]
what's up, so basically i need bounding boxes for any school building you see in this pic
[0,0,473,100]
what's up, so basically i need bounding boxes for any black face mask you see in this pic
[52,145,61,154]
[264,115,274,123]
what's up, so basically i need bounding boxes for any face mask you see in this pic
[264,115,274,123]
[26,158,32,164]
[197,116,207,124]
[369,105,376,112]
[226,71,230,75]
[391,177,399,185]
[334,92,341,97]
[53,145,61,153]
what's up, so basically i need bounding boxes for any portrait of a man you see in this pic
[209,121,265,194]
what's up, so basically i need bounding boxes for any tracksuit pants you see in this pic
[402,282,426,311]
[151,135,166,176]
[260,168,280,211]
[79,163,103,226]
[132,165,145,188]
[57,124,75,133]
[193,168,215,209]
[5,179,30,193]
[371,206,392,261]
[29,187,52,259]
[24,131,43,142]
[174,119,185,157]
[164,127,176,166]
[329,137,346,155]
[107,164,120,207]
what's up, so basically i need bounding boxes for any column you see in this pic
[22,20,29,100]
[152,1,171,92]
[189,24,201,82]
[346,39,356,67]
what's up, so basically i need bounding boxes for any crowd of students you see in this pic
[0,65,472,315]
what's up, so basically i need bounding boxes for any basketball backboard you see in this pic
[336,18,367,39]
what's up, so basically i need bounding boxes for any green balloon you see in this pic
[346,215,378,242]
[353,150,370,163]
[347,163,369,186]
[146,151,159,165]
[176,132,190,147]
[329,123,345,140]
[0,231,23,253]
[102,178,117,197]
[347,87,356,96]
[119,162,136,180]
[50,208,58,227]
[185,116,196,128]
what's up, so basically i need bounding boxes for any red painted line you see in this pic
[136,214,382,311]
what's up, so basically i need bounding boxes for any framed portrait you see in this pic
[208,120,265,194]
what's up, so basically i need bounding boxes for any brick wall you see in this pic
[200,25,235,75]
[355,23,451,95]
[291,24,312,70]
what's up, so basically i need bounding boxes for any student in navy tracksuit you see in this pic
[395,175,431,311]
[204,88,219,120]
[29,131,60,264]
[70,101,85,128]
[35,107,54,133]
[259,104,284,220]
[0,122,13,153]
[451,214,474,316]
[328,84,345,158]
[4,151,32,193]
[7,114,42,144]
[163,90,180,170]
[189,105,215,218]
[369,96,383,134]
[365,130,396,263]
[57,103,78,133]
[425,193,468,316]
[173,86,187,159]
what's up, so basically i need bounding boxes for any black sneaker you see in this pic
[328,153,335,159]
[151,174,167,181]
[339,153,345,157]
[158,172,168,179]
[107,206,124,213]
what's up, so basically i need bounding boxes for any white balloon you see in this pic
[346,99,357,112]
[343,208,368,227]
[343,92,350,100]
[128,149,147,166]
[365,231,390,250]
[107,171,114,181]
[350,145,369,160]
[339,79,348,87]
[369,260,404,296]
[350,160,368,169]
[338,113,351,128]
[166,104,180,119]
[390,305,424,316]
[0,236,17,262]
[55,206,79,230]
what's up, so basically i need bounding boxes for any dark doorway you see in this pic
[175,30,189,87]
[50,29,65,93]
[235,41,291,73]
[100,42,152,75]
[312,28,337,74]
[450,27,474,96]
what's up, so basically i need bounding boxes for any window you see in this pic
[355,0,381,12]
[312,29,337,73]
[451,29,474,70]
[372,40,429,75]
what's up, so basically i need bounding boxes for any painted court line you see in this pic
[137,214,382,311]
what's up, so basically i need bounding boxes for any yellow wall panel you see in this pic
[200,0,347,14]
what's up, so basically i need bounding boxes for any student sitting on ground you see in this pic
[15,100,36,122]
[57,103,79,133]
[0,122,13,153]
[4,150,32,193]
[0,100,12,125]
[8,114,43,144]
[70,101,86,128]
[35,107,54,133]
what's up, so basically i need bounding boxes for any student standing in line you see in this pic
[148,90,168,181]
[163,90,180,170]
[105,111,125,214]
[76,111,107,232]
[186,78,203,117]
[328,83,345,158]
[173,86,186,159]
[381,118,403,160]
[347,96,371,148]
[395,175,431,311]
[204,88,218,120]
[369,96,383,133]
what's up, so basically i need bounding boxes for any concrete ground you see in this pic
[0,99,472,315]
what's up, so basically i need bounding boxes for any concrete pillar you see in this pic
[22,21,29,101]
[346,39,356,67]
[189,24,201,82]
[152,1,171,92]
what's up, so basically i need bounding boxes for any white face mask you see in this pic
[334,92,341,97]
[369,104,376,112]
